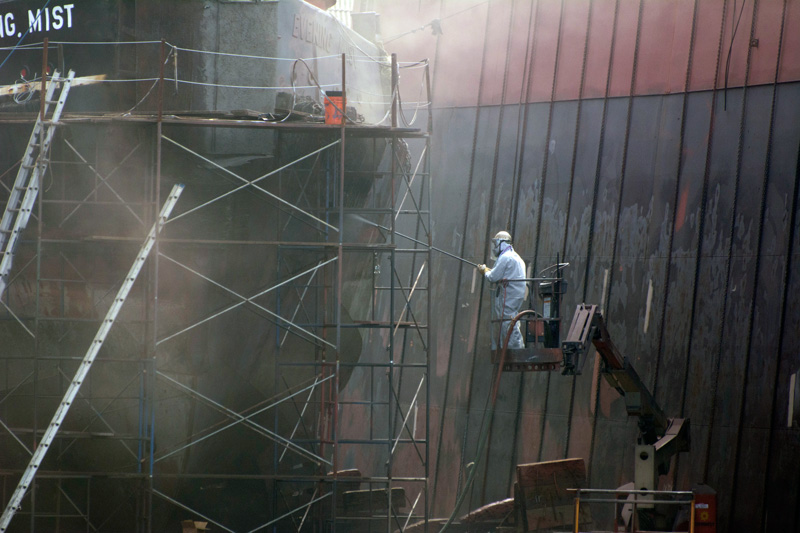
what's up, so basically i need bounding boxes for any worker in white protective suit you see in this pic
[477,231,527,350]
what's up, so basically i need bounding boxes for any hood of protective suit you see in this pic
[491,239,511,260]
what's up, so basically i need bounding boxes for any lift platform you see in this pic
[490,263,567,372]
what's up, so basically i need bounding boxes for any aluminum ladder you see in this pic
[0,69,75,300]
[0,184,185,532]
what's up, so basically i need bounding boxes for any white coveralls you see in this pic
[483,245,526,349]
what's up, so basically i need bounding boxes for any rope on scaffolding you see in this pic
[11,76,37,104]
[0,39,430,125]
[0,39,165,50]
[178,43,389,67]
[173,45,339,62]
[333,18,388,65]
[280,57,367,124]
[122,44,177,115]
[1,41,355,65]
[162,78,338,91]
[397,59,430,127]
[399,60,429,69]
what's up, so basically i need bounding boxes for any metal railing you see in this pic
[570,487,695,533]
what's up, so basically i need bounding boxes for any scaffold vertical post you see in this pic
[425,61,433,134]
[39,38,48,121]
[391,53,398,129]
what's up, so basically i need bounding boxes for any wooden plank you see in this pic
[0,75,106,97]
[341,487,405,516]
[516,458,592,531]
[330,469,363,496]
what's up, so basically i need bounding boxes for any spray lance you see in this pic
[348,214,480,268]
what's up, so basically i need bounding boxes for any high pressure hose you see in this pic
[438,309,537,532]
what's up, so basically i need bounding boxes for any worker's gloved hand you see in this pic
[477,264,488,274]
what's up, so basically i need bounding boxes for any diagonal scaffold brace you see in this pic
[0,183,185,532]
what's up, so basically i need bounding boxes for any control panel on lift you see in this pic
[490,262,568,372]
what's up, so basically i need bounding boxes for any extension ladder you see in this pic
[0,69,75,299]
[0,183,184,531]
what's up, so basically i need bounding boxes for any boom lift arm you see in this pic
[561,304,690,492]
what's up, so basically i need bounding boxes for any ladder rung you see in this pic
[46,99,59,104]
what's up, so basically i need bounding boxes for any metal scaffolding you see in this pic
[0,43,432,533]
